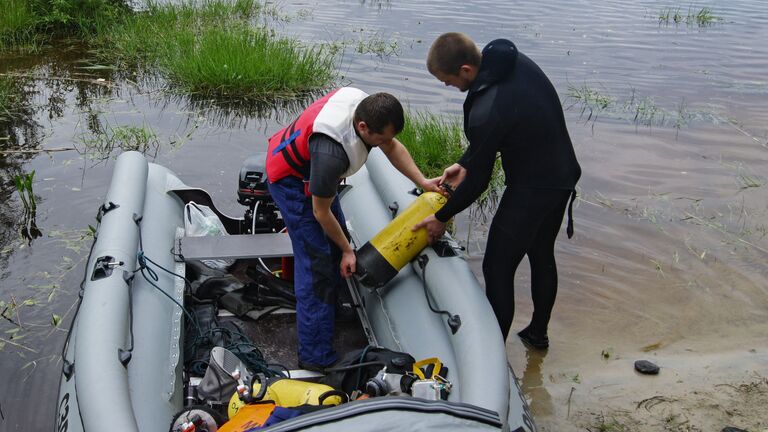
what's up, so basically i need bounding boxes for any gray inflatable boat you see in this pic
[55,151,536,431]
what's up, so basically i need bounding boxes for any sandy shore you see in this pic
[466,253,767,431]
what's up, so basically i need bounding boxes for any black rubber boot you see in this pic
[518,326,549,350]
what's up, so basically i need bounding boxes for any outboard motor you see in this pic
[238,153,283,233]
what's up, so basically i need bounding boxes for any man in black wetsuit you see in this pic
[414,33,581,349]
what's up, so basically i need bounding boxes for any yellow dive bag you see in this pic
[227,377,343,419]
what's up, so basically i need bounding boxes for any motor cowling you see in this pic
[238,153,270,207]
[238,153,283,233]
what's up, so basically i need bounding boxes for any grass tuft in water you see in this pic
[566,83,615,126]
[166,28,336,98]
[13,170,43,243]
[564,84,726,132]
[400,110,505,231]
[78,124,161,160]
[93,0,337,100]
[399,110,465,179]
[355,32,400,58]
[658,7,722,27]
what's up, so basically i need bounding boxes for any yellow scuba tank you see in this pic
[227,377,343,418]
[355,191,447,287]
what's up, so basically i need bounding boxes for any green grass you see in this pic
[0,0,39,51]
[564,84,723,131]
[93,0,337,99]
[0,0,126,51]
[399,110,466,178]
[400,110,505,224]
[93,0,264,66]
[2,0,337,101]
[78,124,161,160]
[166,27,335,98]
[658,7,722,26]
[355,32,400,58]
[13,170,36,212]
[568,83,615,110]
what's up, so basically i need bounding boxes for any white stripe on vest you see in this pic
[312,87,371,178]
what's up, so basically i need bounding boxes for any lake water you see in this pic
[1,0,767,430]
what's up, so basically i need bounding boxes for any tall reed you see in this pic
[0,0,38,51]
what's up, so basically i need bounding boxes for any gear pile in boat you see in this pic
[173,267,453,432]
[169,156,454,432]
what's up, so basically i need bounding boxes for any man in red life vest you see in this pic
[266,88,440,370]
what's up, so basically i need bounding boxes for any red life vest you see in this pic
[266,88,369,190]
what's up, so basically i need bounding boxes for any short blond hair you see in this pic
[426,32,481,76]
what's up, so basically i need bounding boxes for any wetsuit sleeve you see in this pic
[309,134,350,198]
[435,90,505,222]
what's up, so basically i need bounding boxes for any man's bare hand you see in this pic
[340,250,356,278]
[412,214,446,244]
[440,163,467,191]
[421,177,443,194]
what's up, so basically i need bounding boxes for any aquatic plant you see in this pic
[165,27,336,99]
[0,0,127,52]
[93,0,337,100]
[658,7,722,27]
[564,84,720,132]
[355,32,400,58]
[399,110,465,179]
[0,0,40,51]
[13,170,36,213]
[13,170,43,244]
[400,110,505,244]
[78,124,161,160]
[566,83,615,127]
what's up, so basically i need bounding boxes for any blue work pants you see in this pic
[267,177,343,366]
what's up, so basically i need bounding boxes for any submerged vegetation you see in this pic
[565,83,723,133]
[657,7,722,27]
[1,0,338,100]
[78,124,161,160]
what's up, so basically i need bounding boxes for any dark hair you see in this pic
[353,92,405,134]
[427,32,481,76]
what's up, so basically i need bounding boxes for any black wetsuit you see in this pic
[434,39,581,341]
